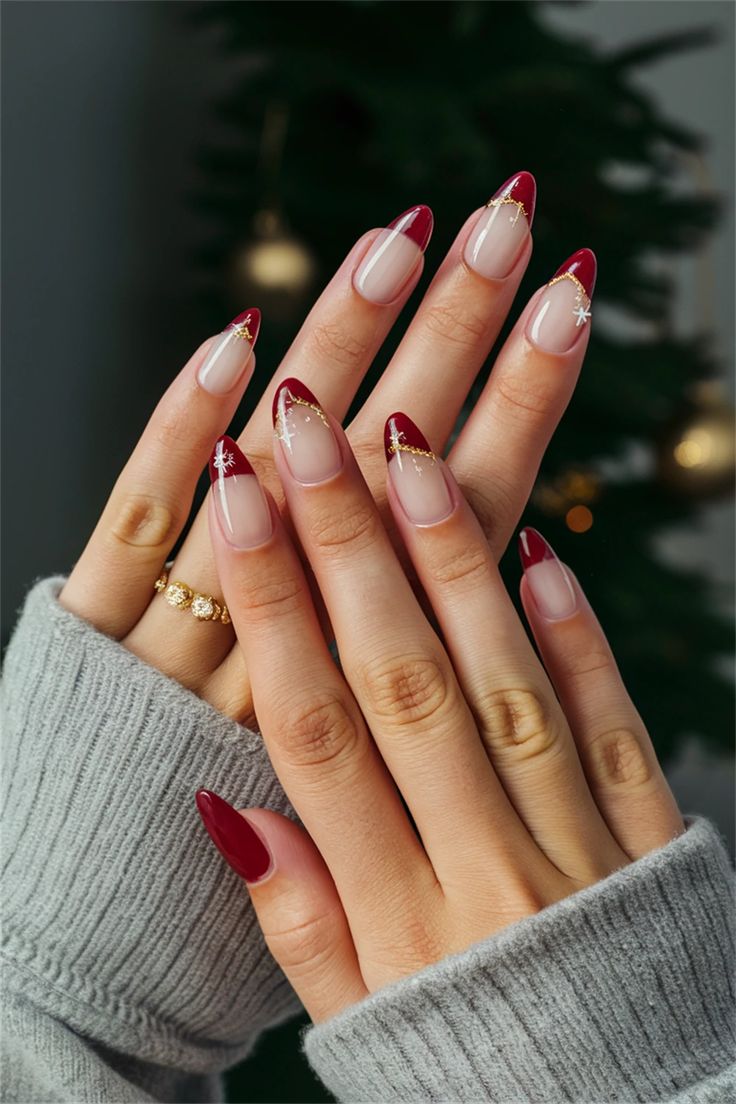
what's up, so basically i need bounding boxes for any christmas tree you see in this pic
[186,3,732,1098]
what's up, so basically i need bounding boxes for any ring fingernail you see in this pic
[273,378,342,485]
[464,170,536,279]
[197,308,261,395]
[196,790,273,884]
[518,527,577,621]
[353,204,433,304]
[385,413,453,526]
[527,249,596,354]
[209,435,273,549]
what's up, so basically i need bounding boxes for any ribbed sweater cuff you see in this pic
[304,818,735,1102]
[2,577,301,1073]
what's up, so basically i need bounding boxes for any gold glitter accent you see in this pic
[274,391,330,440]
[485,195,527,224]
[547,271,590,307]
[387,429,435,460]
[231,322,254,342]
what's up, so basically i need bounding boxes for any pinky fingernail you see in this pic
[195,789,273,884]
[197,308,261,395]
[518,528,577,621]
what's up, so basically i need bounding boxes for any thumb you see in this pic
[195,790,367,1021]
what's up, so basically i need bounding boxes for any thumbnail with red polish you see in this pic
[385,412,452,526]
[195,789,272,883]
[518,527,577,621]
[197,307,261,395]
[354,204,433,305]
[465,170,536,280]
[527,248,597,354]
[209,435,272,549]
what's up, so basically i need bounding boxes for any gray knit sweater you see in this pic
[2,577,734,1103]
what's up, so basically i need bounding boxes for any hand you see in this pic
[59,175,590,724]
[198,389,684,1022]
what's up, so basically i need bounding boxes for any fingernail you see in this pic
[197,308,261,395]
[527,249,596,354]
[195,790,273,884]
[518,527,577,621]
[385,413,453,526]
[273,378,342,485]
[353,205,433,304]
[464,171,536,280]
[209,435,273,549]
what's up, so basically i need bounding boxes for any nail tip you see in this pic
[209,434,255,483]
[553,248,597,298]
[518,526,555,569]
[384,411,432,462]
[387,205,434,252]
[228,307,262,344]
[272,376,320,424]
[492,170,537,226]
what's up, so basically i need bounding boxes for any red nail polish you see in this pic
[551,249,597,299]
[518,527,557,569]
[195,789,272,883]
[386,205,434,252]
[226,307,261,345]
[490,171,537,228]
[271,377,322,426]
[384,412,434,463]
[209,435,255,484]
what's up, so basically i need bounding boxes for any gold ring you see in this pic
[154,568,231,625]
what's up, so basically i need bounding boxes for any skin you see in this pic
[58,200,684,1023]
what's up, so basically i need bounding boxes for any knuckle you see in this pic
[308,320,371,373]
[478,685,557,762]
[460,477,516,547]
[263,906,345,979]
[566,647,615,681]
[277,694,361,770]
[587,728,653,790]
[360,654,450,728]
[425,540,490,591]
[153,398,194,450]
[494,372,552,422]
[234,570,304,623]
[109,493,179,549]
[307,498,379,557]
[422,302,488,349]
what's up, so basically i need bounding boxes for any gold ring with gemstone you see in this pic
[154,568,231,625]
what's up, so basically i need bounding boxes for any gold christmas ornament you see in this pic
[657,382,735,498]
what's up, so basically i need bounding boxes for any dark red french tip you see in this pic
[491,171,537,228]
[551,248,597,298]
[518,527,557,570]
[271,377,321,425]
[195,789,272,883]
[227,307,261,345]
[209,435,255,484]
[386,205,434,252]
[384,412,432,464]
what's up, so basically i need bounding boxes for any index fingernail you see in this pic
[209,436,273,549]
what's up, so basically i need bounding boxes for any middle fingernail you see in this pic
[464,171,536,280]
[353,205,433,304]
[209,435,273,549]
[384,413,453,526]
[527,249,597,354]
[273,378,342,485]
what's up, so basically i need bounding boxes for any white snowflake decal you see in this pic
[213,446,236,474]
[573,304,592,327]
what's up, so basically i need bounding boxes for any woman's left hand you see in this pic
[198,381,683,1023]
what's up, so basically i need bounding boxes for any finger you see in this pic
[351,171,536,469]
[195,792,367,1022]
[518,528,684,858]
[131,210,431,681]
[271,380,540,888]
[206,436,435,951]
[449,248,596,560]
[385,415,626,883]
[59,310,261,638]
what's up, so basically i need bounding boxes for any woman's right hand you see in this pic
[59,172,595,726]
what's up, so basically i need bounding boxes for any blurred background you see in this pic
[2,2,734,1100]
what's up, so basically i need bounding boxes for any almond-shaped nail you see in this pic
[196,790,273,884]
[385,413,453,526]
[209,435,273,549]
[527,249,596,354]
[197,308,261,395]
[518,527,577,621]
[464,171,536,280]
[273,378,342,485]
[353,205,433,305]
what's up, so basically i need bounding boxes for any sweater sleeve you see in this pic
[304,817,736,1103]
[1,576,302,1102]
